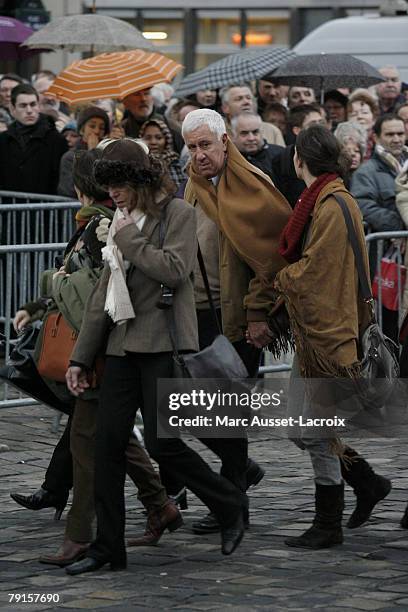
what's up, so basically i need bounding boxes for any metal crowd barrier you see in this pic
[365,230,408,330]
[0,194,80,323]
[0,229,407,405]
[0,243,67,409]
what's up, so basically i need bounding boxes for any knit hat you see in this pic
[77,106,110,135]
[93,137,163,187]
[61,120,78,134]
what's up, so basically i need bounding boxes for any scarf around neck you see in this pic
[185,139,292,284]
[375,143,408,175]
[102,208,146,325]
[279,173,338,263]
[139,117,180,167]
[75,200,114,229]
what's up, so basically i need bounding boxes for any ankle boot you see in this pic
[285,483,344,549]
[10,487,69,520]
[341,446,392,529]
[127,500,183,547]
[39,537,90,567]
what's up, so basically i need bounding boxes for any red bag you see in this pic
[372,250,407,312]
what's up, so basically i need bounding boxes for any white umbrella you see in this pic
[22,13,154,53]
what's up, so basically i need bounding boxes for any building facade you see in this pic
[0,0,384,75]
[82,0,382,73]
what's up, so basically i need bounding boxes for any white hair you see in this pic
[379,65,400,74]
[181,109,226,140]
[152,82,174,101]
[230,112,262,136]
[150,85,166,108]
[334,121,367,156]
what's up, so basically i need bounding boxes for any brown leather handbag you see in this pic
[37,312,78,383]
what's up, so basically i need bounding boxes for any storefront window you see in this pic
[126,9,290,72]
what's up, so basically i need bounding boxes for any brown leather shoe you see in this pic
[39,538,90,567]
[127,500,183,547]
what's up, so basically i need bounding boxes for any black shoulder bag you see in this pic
[333,194,399,409]
[158,213,248,379]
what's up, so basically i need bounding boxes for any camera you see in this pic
[156,284,173,309]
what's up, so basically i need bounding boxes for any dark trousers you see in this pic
[382,306,399,346]
[89,352,245,565]
[42,416,73,494]
[41,403,167,513]
[160,309,261,495]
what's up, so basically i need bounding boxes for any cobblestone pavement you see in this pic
[1,402,408,612]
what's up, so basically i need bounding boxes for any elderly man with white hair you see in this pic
[177,108,292,535]
[376,66,405,114]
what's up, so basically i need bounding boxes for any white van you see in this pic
[293,10,408,82]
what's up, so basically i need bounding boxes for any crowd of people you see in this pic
[2,62,408,575]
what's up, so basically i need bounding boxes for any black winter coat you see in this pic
[0,114,68,195]
[270,144,305,207]
[241,142,284,185]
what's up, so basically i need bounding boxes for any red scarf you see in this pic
[279,173,338,263]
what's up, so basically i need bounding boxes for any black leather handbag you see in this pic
[0,326,73,415]
[334,194,400,409]
[158,213,248,380]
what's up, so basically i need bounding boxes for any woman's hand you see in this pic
[86,132,100,150]
[53,266,69,280]
[96,217,111,243]
[13,309,31,332]
[246,321,275,348]
[116,208,134,231]
[66,366,90,397]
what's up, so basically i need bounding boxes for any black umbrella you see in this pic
[175,47,296,98]
[265,53,385,102]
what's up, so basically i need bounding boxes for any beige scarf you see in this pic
[102,208,146,325]
[185,139,291,286]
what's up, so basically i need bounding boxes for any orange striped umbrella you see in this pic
[46,50,182,104]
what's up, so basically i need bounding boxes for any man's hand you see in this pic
[13,309,31,332]
[116,208,134,231]
[66,366,90,397]
[246,321,275,348]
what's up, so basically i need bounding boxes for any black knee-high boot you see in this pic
[341,446,392,529]
[285,483,344,549]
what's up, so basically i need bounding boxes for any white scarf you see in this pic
[102,208,146,325]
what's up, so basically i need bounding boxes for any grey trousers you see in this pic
[288,356,342,486]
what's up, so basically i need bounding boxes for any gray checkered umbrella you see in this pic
[174,47,295,98]
[267,53,384,92]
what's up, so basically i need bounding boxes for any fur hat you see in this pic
[93,137,163,188]
[77,106,110,135]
